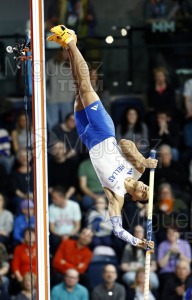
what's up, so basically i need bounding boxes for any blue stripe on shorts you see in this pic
[74,100,115,150]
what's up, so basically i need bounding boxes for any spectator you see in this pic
[147,67,177,122]
[0,193,13,246]
[10,148,33,214]
[52,228,93,289]
[51,113,82,158]
[15,272,36,300]
[49,186,81,254]
[86,197,113,249]
[11,110,32,154]
[149,109,180,160]
[0,126,14,174]
[154,183,188,243]
[145,0,168,23]
[78,158,106,211]
[12,228,37,282]
[51,268,88,300]
[157,226,191,287]
[91,264,126,300]
[0,243,10,293]
[183,78,192,119]
[116,107,149,157]
[155,144,191,202]
[48,141,78,199]
[161,260,192,300]
[46,0,96,37]
[46,49,75,129]
[120,225,159,290]
[126,267,156,300]
[13,200,35,245]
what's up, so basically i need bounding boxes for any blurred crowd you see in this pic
[0,57,191,300]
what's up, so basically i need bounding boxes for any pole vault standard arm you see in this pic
[30,0,50,299]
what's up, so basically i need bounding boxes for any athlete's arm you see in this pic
[104,187,154,250]
[120,139,157,172]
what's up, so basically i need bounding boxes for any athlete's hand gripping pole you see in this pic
[144,150,156,300]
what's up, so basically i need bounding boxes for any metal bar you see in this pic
[30,0,50,299]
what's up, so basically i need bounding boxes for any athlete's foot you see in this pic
[50,25,77,45]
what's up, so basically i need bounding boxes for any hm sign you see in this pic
[152,21,175,33]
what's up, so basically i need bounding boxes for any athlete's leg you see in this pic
[66,48,90,140]
[48,27,115,143]
[48,26,98,107]
[67,48,84,112]
[66,38,115,151]
[66,40,99,108]
[120,140,146,174]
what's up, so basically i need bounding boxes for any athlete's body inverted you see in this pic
[47,26,157,250]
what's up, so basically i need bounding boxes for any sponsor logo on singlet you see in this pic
[108,164,125,183]
[127,168,133,175]
[90,104,98,110]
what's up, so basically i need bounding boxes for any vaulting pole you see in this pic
[144,150,156,300]
[30,0,50,299]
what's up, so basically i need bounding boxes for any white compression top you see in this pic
[89,137,142,197]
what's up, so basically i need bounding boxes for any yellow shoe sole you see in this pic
[50,25,77,45]
[46,33,67,48]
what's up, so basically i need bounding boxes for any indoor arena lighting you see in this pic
[105,36,114,44]
[121,28,128,36]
